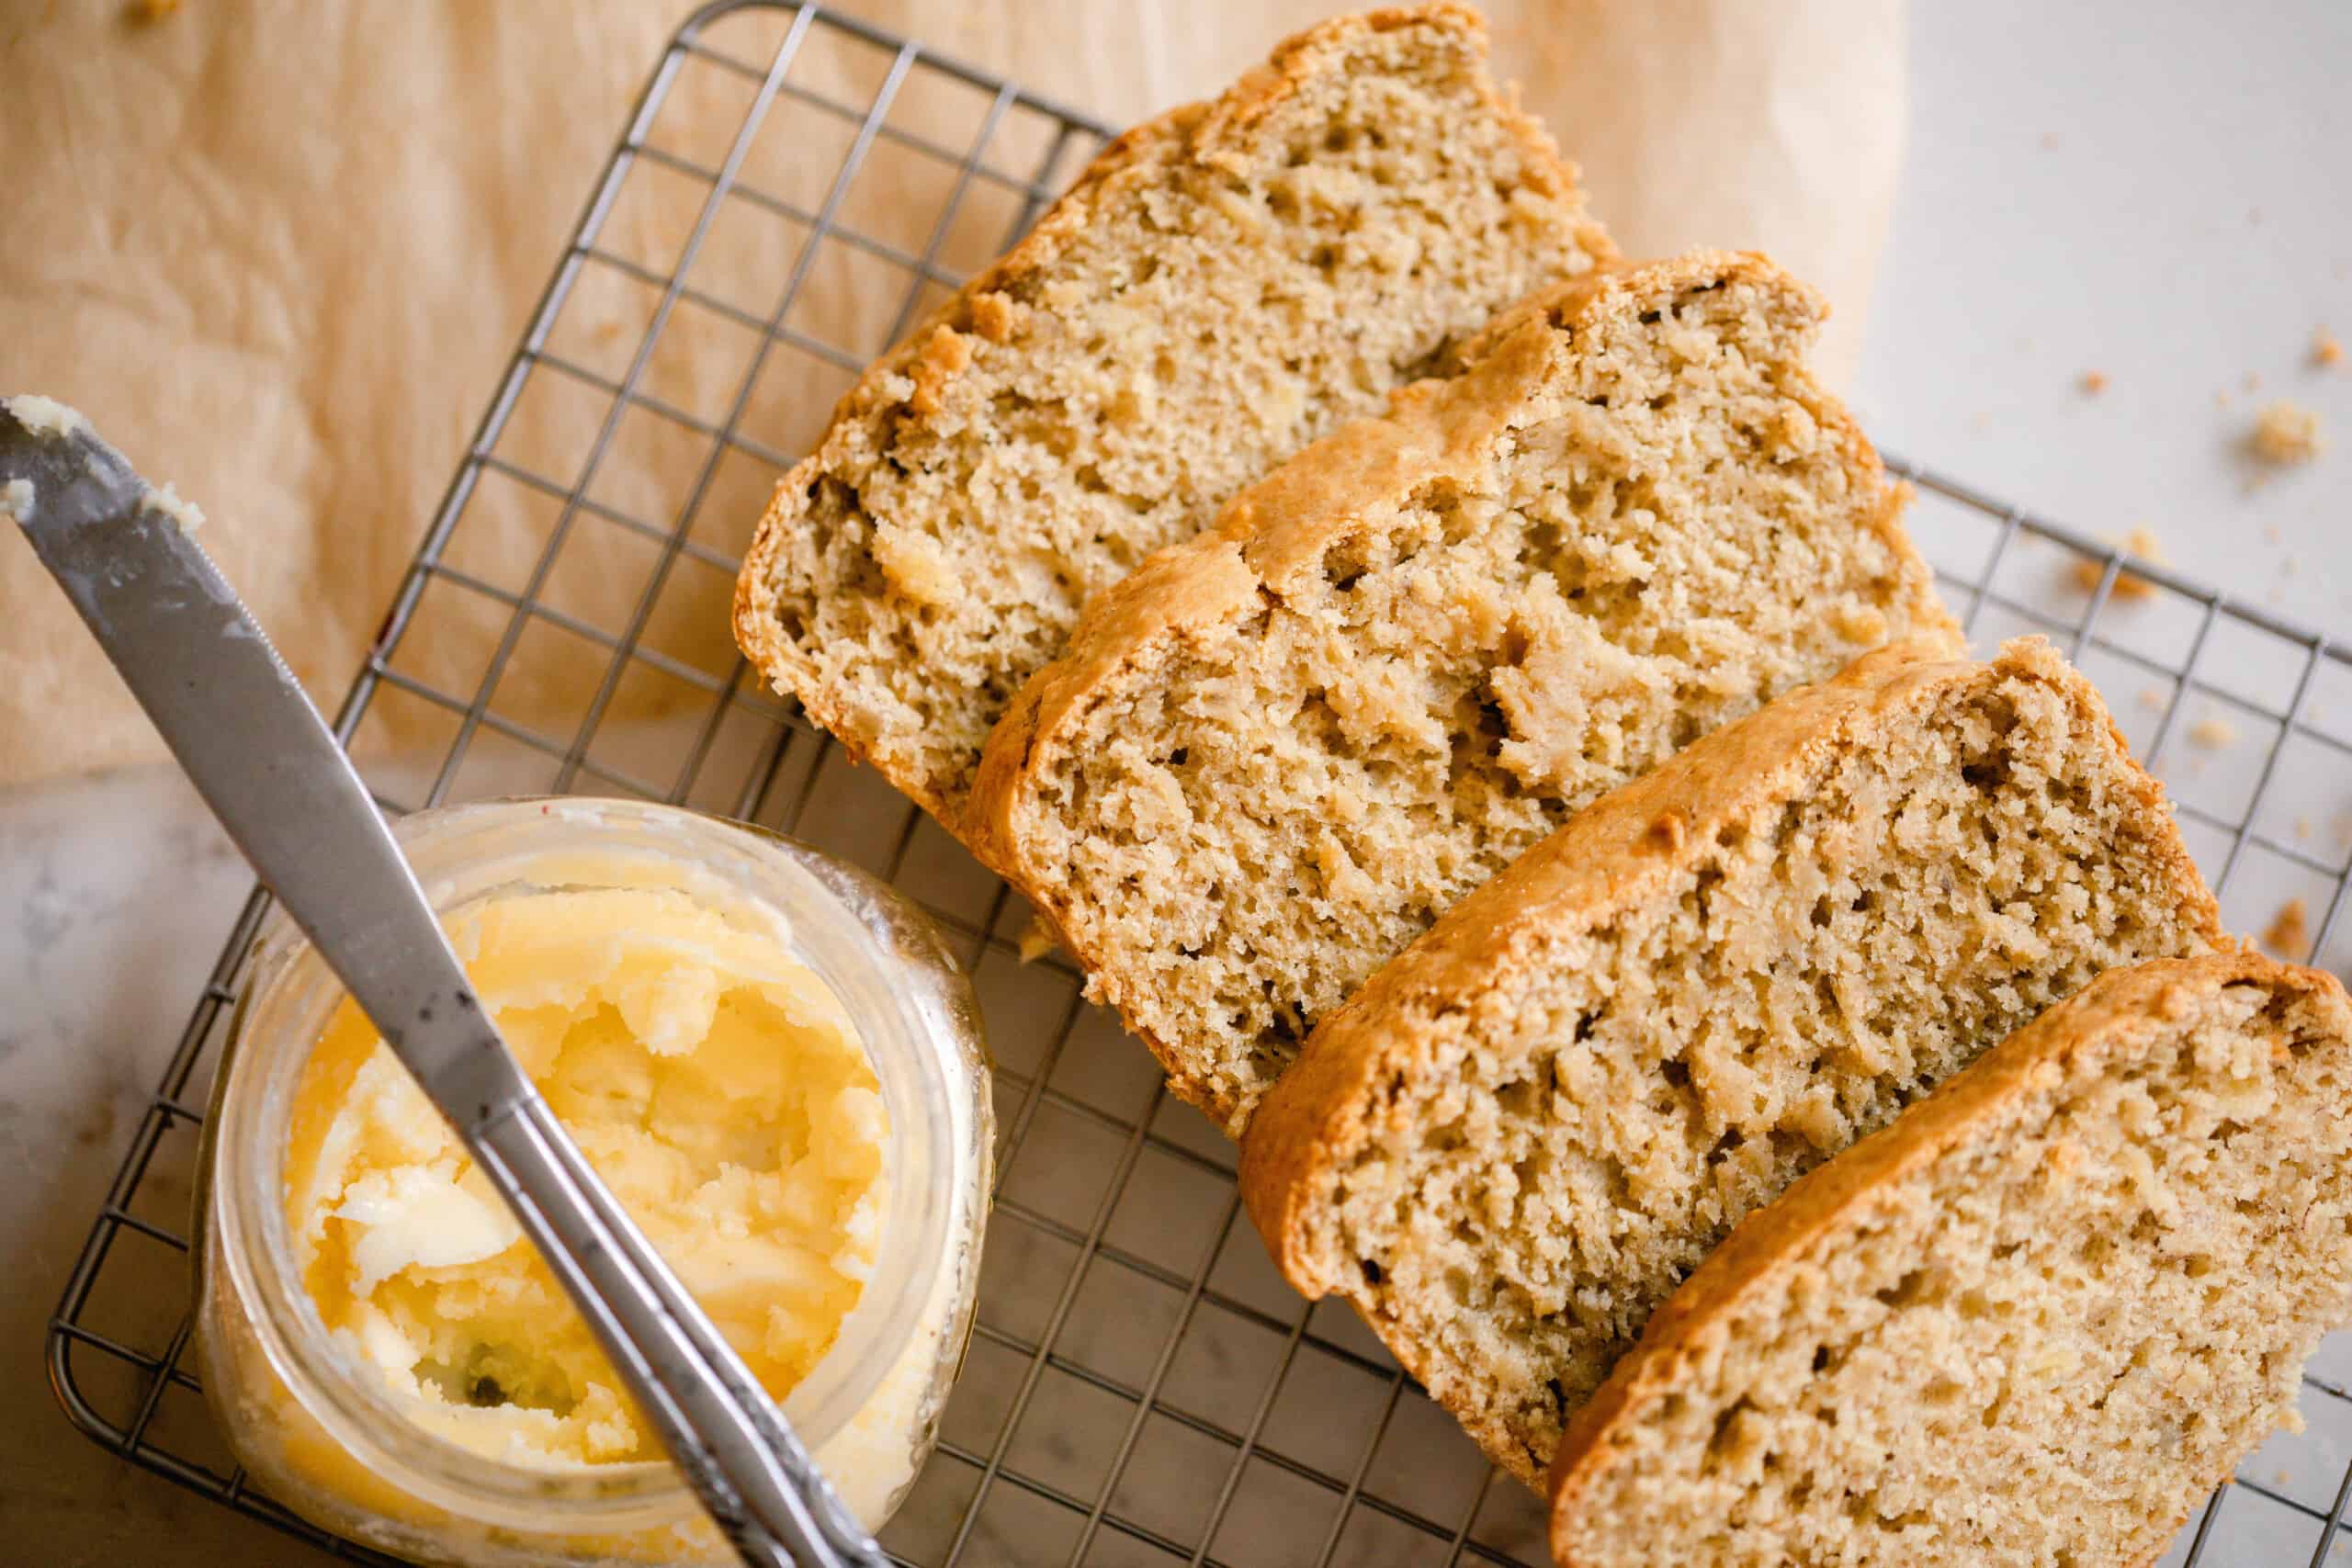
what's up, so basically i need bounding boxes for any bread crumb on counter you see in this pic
[2261,897,2310,961]
[2079,369,2109,395]
[1016,914,1058,965]
[2137,686,2169,713]
[2250,400,2323,466]
[2188,716,2237,752]
[2315,328,2344,369]
[2068,525,2165,600]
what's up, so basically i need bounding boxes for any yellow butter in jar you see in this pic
[287,886,888,1466]
[194,800,992,1567]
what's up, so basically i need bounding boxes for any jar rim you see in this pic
[208,796,978,1532]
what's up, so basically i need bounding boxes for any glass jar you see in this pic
[192,798,992,1567]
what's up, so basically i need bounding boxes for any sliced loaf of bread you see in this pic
[1547,953,2352,1568]
[969,250,1956,1133]
[1238,638,2224,1483]
[732,4,1611,823]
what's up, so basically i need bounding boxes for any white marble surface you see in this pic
[6,2,2350,1564]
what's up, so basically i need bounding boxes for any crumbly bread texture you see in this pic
[1239,639,2223,1484]
[970,251,1955,1133]
[1548,954,2352,1568]
[732,5,1611,823]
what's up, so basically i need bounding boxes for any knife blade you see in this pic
[3,400,887,1568]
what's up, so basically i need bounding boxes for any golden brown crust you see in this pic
[1236,637,2217,1298]
[1542,952,2346,1563]
[967,249,1951,1124]
[732,3,1610,829]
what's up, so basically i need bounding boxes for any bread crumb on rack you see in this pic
[2188,716,2237,752]
[2079,369,2109,395]
[2261,897,2311,960]
[2315,328,2344,369]
[2250,400,2324,466]
[1016,914,1058,965]
[2068,525,2165,600]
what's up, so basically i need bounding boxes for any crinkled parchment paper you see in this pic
[0,0,1900,786]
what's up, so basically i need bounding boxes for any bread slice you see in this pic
[1238,638,2224,1484]
[968,250,1956,1134]
[1547,953,2352,1568]
[732,4,1612,824]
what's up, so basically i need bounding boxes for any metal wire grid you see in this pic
[38,3,2352,1564]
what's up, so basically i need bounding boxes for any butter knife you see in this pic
[2,399,889,1568]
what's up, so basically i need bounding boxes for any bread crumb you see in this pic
[2068,525,2165,600]
[905,325,973,418]
[2079,369,2109,395]
[2188,716,2237,751]
[2215,389,2232,410]
[2315,328,2344,369]
[2136,686,2169,712]
[1016,914,1058,964]
[1,478,32,525]
[968,291,1021,344]
[2250,401,2324,466]
[2260,897,2310,961]
[2295,817,2312,842]
[2039,131,2061,151]
[2245,371,2263,392]
[141,481,205,535]
[5,394,89,440]
[2263,525,2282,546]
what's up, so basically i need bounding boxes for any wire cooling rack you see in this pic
[42,4,2352,1564]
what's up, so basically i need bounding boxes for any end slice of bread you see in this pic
[1238,638,2223,1483]
[1547,953,2352,1568]
[732,4,1611,823]
[970,250,1956,1133]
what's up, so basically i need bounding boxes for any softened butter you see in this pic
[283,886,887,1466]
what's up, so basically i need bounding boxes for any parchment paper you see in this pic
[0,0,1903,787]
